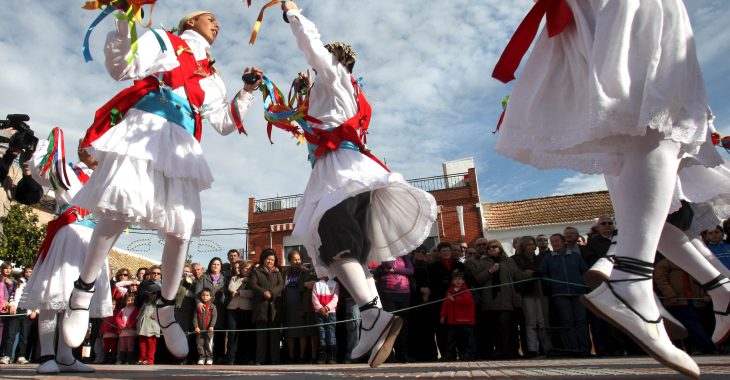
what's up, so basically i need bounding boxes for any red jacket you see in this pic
[114,305,140,334]
[440,284,475,325]
[98,315,118,336]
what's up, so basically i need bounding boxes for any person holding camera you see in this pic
[279,1,437,368]
[17,128,111,374]
[62,9,262,359]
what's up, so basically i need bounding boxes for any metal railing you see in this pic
[252,172,469,214]
[253,194,302,213]
[407,172,470,192]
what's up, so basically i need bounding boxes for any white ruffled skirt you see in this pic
[73,109,213,238]
[496,0,713,177]
[293,149,438,278]
[18,224,112,317]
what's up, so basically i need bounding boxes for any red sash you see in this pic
[81,32,212,148]
[303,77,389,172]
[36,206,91,264]
[492,0,574,83]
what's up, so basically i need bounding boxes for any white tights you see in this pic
[604,137,681,319]
[38,310,74,363]
[79,217,190,301]
[329,258,378,308]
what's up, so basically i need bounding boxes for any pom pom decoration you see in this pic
[493,95,509,133]
[82,0,158,63]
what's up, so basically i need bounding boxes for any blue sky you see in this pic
[1,0,729,266]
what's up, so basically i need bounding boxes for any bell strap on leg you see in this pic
[69,278,95,311]
[605,256,662,324]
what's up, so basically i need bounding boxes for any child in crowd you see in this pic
[98,299,119,363]
[194,289,217,365]
[136,291,160,365]
[115,293,139,364]
[440,272,476,361]
[312,276,339,364]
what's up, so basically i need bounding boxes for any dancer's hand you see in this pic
[242,67,263,93]
[282,1,298,12]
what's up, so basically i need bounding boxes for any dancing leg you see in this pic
[63,218,127,347]
[56,316,94,373]
[36,311,60,374]
[660,225,730,343]
[582,137,700,377]
[155,234,190,358]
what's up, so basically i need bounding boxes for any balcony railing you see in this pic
[253,172,469,214]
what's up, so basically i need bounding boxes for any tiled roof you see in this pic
[108,248,160,275]
[483,190,614,231]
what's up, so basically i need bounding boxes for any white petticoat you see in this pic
[18,224,112,317]
[73,109,213,238]
[293,149,438,278]
[496,0,712,176]
[676,162,730,236]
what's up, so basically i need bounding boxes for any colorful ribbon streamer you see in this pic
[248,0,286,45]
[82,0,158,63]
[38,128,73,192]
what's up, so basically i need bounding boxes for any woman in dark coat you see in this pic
[250,249,285,364]
[282,250,317,363]
[194,257,229,363]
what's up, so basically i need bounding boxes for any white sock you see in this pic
[79,218,127,284]
[56,318,75,364]
[38,311,57,357]
[329,258,374,308]
[658,223,720,284]
[604,138,680,319]
[160,235,190,301]
[689,235,730,279]
[365,271,382,308]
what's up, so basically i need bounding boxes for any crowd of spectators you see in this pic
[2,218,730,366]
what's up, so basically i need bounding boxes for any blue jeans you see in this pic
[344,298,360,360]
[316,313,337,347]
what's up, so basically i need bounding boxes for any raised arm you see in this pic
[283,2,340,83]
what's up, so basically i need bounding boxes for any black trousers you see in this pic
[318,192,371,266]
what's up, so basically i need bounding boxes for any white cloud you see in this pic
[552,174,607,196]
[1,1,728,264]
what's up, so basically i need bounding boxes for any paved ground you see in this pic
[2,356,729,379]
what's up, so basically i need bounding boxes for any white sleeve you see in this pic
[104,19,179,81]
[202,84,255,136]
[287,9,339,83]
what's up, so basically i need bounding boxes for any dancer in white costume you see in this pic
[61,10,261,358]
[19,128,112,374]
[493,1,730,377]
[281,1,437,368]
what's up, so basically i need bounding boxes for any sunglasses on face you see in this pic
[151,272,161,276]
[599,221,614,226]
[119,273,129,277]
[476,243,487,247]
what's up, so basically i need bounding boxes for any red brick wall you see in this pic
[247,168,483,261]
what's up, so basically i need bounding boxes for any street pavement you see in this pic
[2,355,730,379]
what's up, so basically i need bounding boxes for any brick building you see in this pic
[246,159,482,265]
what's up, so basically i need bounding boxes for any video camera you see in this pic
[0,114,39,161]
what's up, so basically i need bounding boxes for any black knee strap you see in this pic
[73,277,96,292]
[701,274,729,292]
[156,295,179,329]
[358,297,379,313]
[605,256,661,324]
[38,355,55,364]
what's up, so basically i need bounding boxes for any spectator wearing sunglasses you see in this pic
[582,216,617,268]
